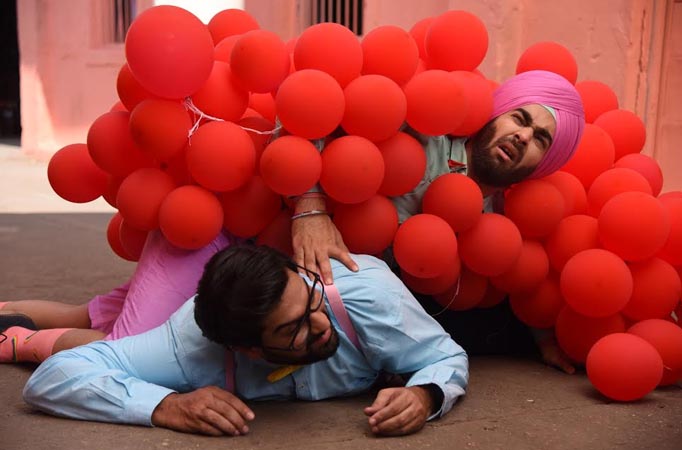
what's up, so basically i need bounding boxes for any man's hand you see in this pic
[291,212,358,285]
[537,334,576,374]
[363,386,435,436]
[151,386,255,436]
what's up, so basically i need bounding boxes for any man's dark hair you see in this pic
[194,244,297,348]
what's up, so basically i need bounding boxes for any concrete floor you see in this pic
[1,147,682,450]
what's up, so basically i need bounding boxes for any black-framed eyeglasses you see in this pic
[262,266,326,352]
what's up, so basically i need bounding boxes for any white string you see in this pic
[431,274,462,317]
[183,97,282,140]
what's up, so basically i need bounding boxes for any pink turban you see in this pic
[491,70,585,179]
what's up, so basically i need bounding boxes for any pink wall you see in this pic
[18,0,125,159]
[16,0,681,190]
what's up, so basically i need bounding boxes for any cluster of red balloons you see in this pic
[391,37,682,403]
[48,6,496,258]
[45,6,682,401]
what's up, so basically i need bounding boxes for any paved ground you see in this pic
[1,146,682,450]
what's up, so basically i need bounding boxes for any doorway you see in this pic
[0,0,21,145]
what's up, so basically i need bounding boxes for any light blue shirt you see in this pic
[391,135,495,223]
[24,255,468,427]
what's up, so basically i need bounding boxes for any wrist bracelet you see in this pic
[291,210,329,220]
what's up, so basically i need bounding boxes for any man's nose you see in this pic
[515,126,533,143]
[309,309,329,335]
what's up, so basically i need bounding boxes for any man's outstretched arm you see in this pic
[23,304,246,434]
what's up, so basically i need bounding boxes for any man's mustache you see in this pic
[494,136,525,159]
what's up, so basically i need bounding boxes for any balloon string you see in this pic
[183,98,282,141]
[431,274,462,317]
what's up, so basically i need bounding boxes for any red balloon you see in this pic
[248,93,277,123]
[393,214,458,278]
[422,173,483,232]
[129,99,191,161]
[361,25,419,86]
[125,6,214,98]
[433,267,487,311]
[404,70,468,135]
[106,213,134,261]
[560,249,633,318]
[377,132,427,197]
[47,143,108,203]
[629,319,682,385]
[275,69,345,139]
[575,80,619,124]
[476,283,508,309]
[622,258,681,322]
[220,175,281,238]
[87,111,154,177]
[256,209,293,256]
[614,153,663,197]
[586,333,663,401]
[158,185,223,249]
[320,136,385,204]
[409,17,434,60]
[402,253,461,296]
[509,274,564,328]
[159,146,192,186]
[657,195,682,266]
[110,101,127,112]
[560,124,616,191]
[587,167,652,217]
[594,109,647,160]
[555,306,626,363]
[102,175,124,208]
[491,240,549,294]
[504,179,566,238]
[544,214,599,272]
[190,62,249,122]
[231,30,290,93]
[207,9,259,45]
[341,75,407,142]
[516,41,578,84]
[213,35,240,63]
[116,168,176,231]
[449,71,494,136]
[541,171,588,216]
[260,136,321,196]
[333,195,399,255]
[119,219,149,261]
[458,213,523,277]
[237,114,276,171]
[186,121,255,192]
[293,22,363,88]
[116,63,159,112]
[598,191,670,261]
[424,10,488,71]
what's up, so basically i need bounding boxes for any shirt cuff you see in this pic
[124,385,177,427]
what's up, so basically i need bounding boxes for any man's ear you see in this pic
[234,346,264,360]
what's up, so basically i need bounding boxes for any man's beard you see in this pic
[468,121,536,187]
[262,321,341,365]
